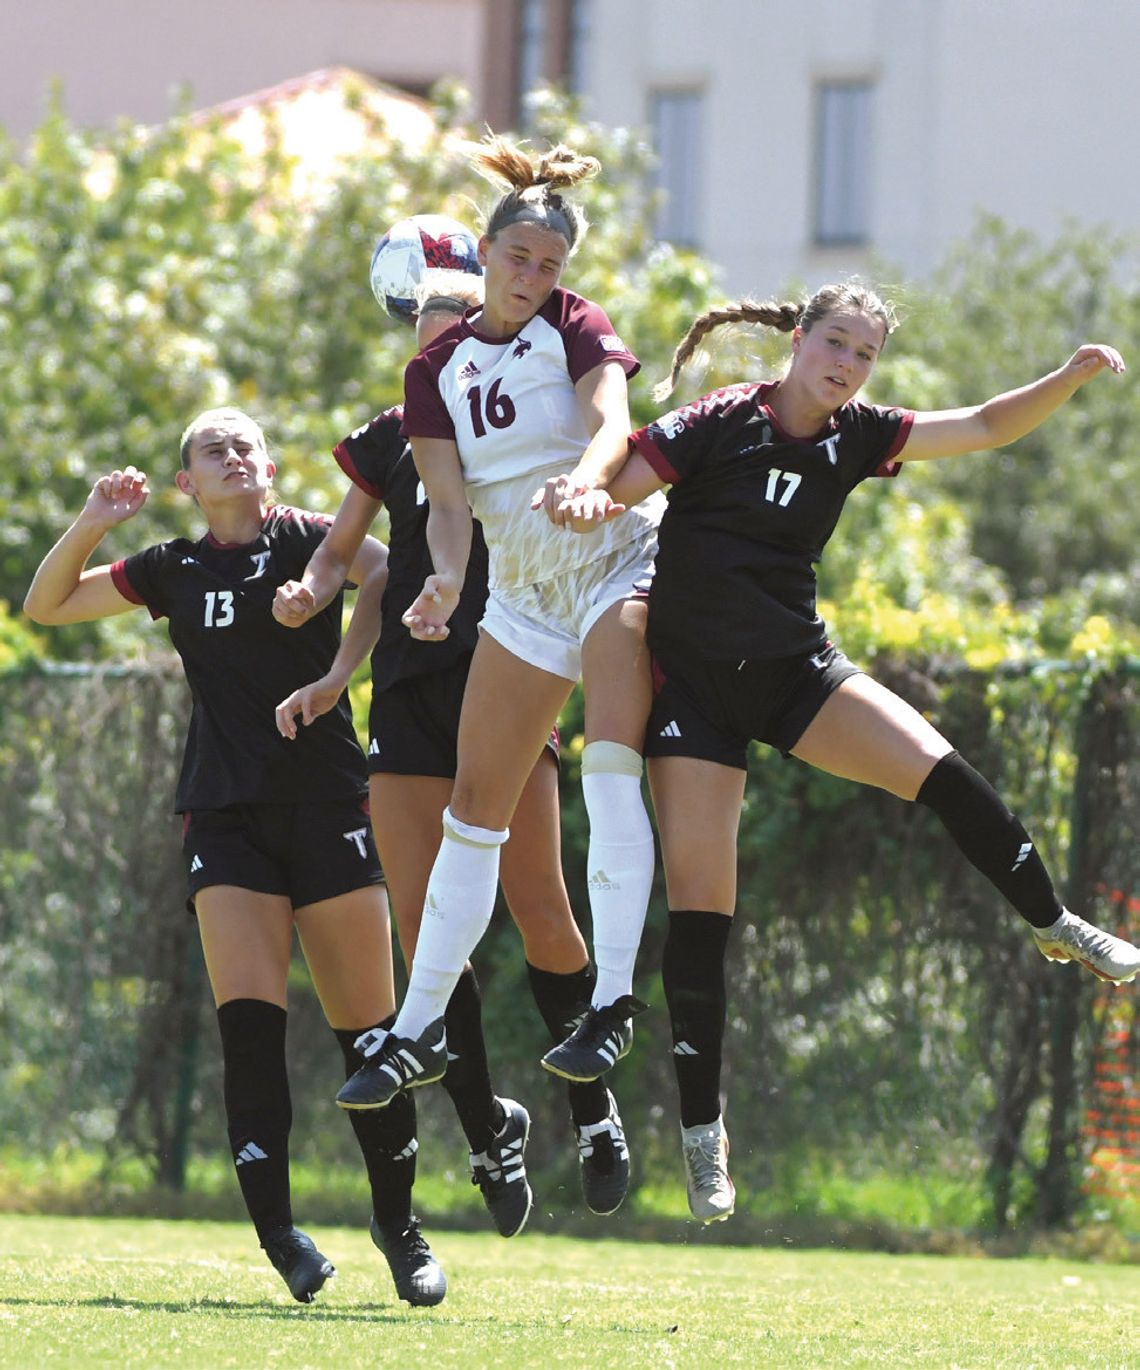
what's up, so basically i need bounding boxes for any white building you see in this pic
[3,1,1137,293]
[581,0,1140,290]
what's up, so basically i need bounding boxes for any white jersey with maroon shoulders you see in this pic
[402,286,665,590]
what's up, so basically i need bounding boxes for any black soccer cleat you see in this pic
[575,1088,630,1216]
[370,1215,447,1307]
[469,1097,534,1238]
[541,994,650,1082]
[336,1017,448,1110]
[261,1226,335,1303]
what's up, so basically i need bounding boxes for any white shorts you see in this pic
[479,527,657,681]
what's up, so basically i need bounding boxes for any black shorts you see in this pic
[368,654,560,778]
[644,641,861,769]
[182,797,384,910]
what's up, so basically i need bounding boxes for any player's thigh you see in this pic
[648,756,747,914]
[452,632,573,828]
[791,672,952,800]
[500,748,586,972]
[195,886,296,1008]
[581,595,652,749]
[370,771,454,966]
[295,884,397,1031]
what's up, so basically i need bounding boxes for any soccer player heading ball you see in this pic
[336,132,665,1117]
[543,281,1138,1222]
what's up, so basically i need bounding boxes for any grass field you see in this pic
[0,1215,1136,1368]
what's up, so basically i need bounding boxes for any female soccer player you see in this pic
[546,281,1139,1222]
[335,134,665,1112]
[24,409,446,1306]
[274,272,632,1229]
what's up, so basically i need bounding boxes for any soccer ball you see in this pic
[369,214,482,321]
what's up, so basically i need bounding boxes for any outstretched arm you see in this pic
[24,467,150,624]
[899,345,1125,462]
[274,483,382,628]
[275,533,388,740]
[401,436,471,641]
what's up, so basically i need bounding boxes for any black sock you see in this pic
[334,1018,417,1231]
[216,998,293,1240]
[526,961,609,1125]
[662,911,733,1129]
[915,751,1063,929]
[440,967,501,1153]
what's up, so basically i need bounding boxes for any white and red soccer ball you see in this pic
[369,214,482,321]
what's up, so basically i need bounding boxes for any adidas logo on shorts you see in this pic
[189,854,204,873]
[235,1142,269,1166]
[659,720,682,738]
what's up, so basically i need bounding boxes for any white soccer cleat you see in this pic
[681,1115,736,1223]
[1032,909,1140,984]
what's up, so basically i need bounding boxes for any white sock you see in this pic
[581,741,656,1008]
[394,807,508,1039]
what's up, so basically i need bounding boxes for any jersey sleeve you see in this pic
[557,292,641,384]
[110,544,171,620]
[854,403,915,479]
[334,407,405,500]
[401,351,457,441]
[629,388,739,484]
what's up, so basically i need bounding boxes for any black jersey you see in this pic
[111,504,368,811]
[632,382,913,660]
[333,405,489,691]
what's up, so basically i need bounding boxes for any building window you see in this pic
[567,0,594,94]
[814,81,873,245]
[652,90,703,247]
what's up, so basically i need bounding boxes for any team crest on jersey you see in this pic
[245,551,272,580]
[598,334,626,352]
[512,338,532,359]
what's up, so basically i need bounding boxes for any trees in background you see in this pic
[0,89,1136,1234]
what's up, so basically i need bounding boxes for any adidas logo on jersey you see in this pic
[368,738,380,755]
[235,1141,269,1166]
[589,868,620,892]
[457,359,481,381]
[1011,841,1034,873]
[189,854,204,873]
[659,720,682,738]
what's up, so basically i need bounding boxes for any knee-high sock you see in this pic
[393,807,508,1039]
[217,998,293,1240]
[440,967,501,1154]
[581,741,656,1007]
[334,1017,417,1230]
[915,751,1062,929]
[662,910,733,1128]
[526,961,609,1124]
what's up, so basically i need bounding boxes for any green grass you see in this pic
[1,1215,1137,1368]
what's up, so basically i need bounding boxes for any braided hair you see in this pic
[654,282,897,402]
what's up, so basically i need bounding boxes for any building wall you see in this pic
[1,0,484,138]
[583,0,1140,292]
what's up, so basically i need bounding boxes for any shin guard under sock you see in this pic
[915,751,1063,929]
[581,742,656,1007]
[394,807,507,1039]
[217,998,293,1239]
[334,1019,417,1231]
[526,961,609,1125]
[662,910,733,1128]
